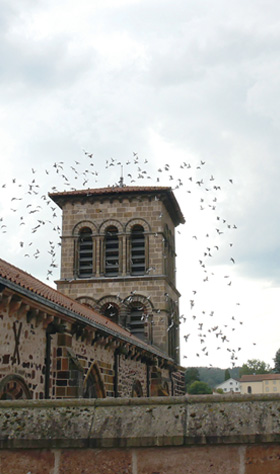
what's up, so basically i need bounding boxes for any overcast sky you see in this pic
[1,0,280,369]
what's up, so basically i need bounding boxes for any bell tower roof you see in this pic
[49,185,185,227]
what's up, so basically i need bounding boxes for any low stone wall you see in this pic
[1,394,280,473]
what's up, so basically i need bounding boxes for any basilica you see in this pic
[0,185,185,399]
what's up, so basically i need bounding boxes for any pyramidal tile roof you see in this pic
[49,185,185,225]
[0,258,170,359]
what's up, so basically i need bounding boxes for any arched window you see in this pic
[132,380,143,397]
[129,303,145,340]
[101,302,119,324]
[0,375,31,400]
[78,227,93,278]
[131,225,145,275]
[83,363,105,398]
[105,226,119,276]
[247,386,252,394]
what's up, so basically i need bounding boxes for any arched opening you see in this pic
[0,375,32,400]
[83,362,106,398]
[78,227,93,278]
[129,303,145,341]
[131,380,143,397]
[100,302,119,324]
[247,386,252,394]
[105,226,119,276]
[131,225,145,275]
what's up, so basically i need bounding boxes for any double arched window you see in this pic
[105,226,119,276]
[78,227,93,278]
[131,225,145,275]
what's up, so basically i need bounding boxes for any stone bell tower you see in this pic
[50,186,185,363]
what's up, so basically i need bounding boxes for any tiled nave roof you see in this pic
[0,258,172,361]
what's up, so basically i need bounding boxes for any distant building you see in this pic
[240,374,280,394]
[215,378,240,393]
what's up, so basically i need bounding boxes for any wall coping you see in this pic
[1,394,280,449]
[1,392,280,408]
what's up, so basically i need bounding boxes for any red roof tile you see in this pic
[49,185,171,197]
[240,374,280,382]
[0,258,170,358]
[49,185,185,225]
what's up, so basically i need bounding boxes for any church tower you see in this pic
[50,186,185,363]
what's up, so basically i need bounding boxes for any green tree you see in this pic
[224,369,231,381]
[216,388,224,394]
[188,381,212,394]
[274,349,280,373]
[239,359,271,377]
[185,367,200,392]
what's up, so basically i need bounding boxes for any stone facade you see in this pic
[0,185,185,401]
[240,374,280,394]
[50,186,185,362]
[0,258,185,401]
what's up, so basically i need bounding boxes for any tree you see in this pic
[274,349,280,373]
[185,367,200,392]
[239,359,272,377]
[188,381,212,394]
[224,369,231,381]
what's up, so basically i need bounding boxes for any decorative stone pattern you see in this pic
[0,281,184,400]
[0,307,46,400]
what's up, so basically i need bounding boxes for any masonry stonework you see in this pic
[1,395,280,473]
[0,186,185,401]
[51,186,185,362]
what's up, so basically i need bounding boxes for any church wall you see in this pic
[0,286,184,401]
[58,277,179,355]
[0,305,46,400]
[117,354,147,397]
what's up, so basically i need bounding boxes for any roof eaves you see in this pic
[0,275,173,362]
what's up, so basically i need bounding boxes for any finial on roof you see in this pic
[119,165,125,187]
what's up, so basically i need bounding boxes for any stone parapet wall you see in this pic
[1,394,280,473]
[1,394,280,449]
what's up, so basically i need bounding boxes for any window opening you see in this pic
[78,227,93,278]
[105,226,119,276]
[131,225,145,275]
[130,304,145,340]
[101,302,119,324]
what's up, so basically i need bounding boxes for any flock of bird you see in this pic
[0,150,255,368]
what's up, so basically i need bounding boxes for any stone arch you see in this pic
[124,294,154,312]
[0,374,32,400]
[83,362,106,398]
[126,220,150,276]
[131,380,143,397]
[125,218,151,233]
[124,294,154,342]
[99,220,123,276]
[72,222,97,278]
[99,219,123,234]
[97,295,125,325]
[75,296,98,311]
[72,220,98,236]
